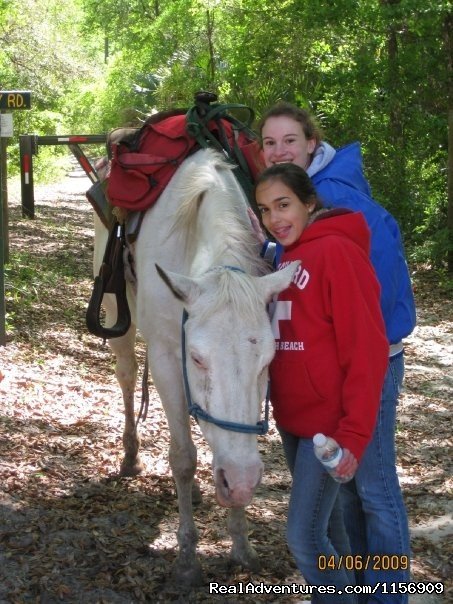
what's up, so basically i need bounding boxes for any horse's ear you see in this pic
[155,264,201,304]
[256,261,300,302]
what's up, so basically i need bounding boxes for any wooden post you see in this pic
[0,128,7,345]
[0,205,5,345]
[0,91,31,345]
[19,135,35,218]
[1,135,8,264]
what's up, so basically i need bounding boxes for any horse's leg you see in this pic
[108,325,141,476]
[228,507,260,572]
[100,289,140,476]
[169,428,203,585]
[150,352,202,586]
[93,217,141,476]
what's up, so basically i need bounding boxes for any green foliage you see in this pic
[0,0,450,268]
[1,0,104,178]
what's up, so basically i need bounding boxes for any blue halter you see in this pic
[180,266,270,435]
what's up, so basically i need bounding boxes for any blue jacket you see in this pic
[312,142,416,344]
[266,143,416,345]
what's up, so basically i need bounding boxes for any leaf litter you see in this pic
[0,170,451,603]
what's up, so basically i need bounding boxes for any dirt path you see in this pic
[0,171,451,602]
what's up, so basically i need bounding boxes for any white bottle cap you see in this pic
[313,433,327,446]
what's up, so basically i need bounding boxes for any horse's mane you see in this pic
[172,149,268,279]
[198,267,267,323]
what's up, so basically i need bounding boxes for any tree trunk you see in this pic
[385,8,404,149]
[206,9,216,86]
[380,0,409,214]
[445,13,453,273]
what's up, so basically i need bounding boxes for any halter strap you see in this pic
[205,264,246,276]
[180,278,270,435]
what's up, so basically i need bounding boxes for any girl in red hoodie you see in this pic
[255,163,388,603]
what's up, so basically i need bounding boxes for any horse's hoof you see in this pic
[172,559,203,587]
[229,546,261,573]
[119,458,144,477]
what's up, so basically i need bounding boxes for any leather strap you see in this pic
[86,222,131,340]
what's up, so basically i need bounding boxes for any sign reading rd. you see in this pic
[0,91,32,110]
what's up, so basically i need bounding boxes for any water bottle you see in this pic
[313,433,352,483]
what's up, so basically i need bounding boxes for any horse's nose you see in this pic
[220,468,229,489]
[214,463,263,508]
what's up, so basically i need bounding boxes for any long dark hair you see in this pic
[254,163,323,211]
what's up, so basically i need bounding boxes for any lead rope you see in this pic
[136,353,150,425]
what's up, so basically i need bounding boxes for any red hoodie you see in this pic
[270,210,388,461]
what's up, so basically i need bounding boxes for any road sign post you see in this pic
[0,90,31,345]
[0,136,5,345]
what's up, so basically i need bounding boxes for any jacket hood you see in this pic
[287,209,372,256]
[311,142,372,197]
[306,141,336,177]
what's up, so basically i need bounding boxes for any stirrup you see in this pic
[86,222,131,339]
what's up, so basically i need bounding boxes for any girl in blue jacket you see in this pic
[258,102,416,604]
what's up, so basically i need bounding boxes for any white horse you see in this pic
[93,148,298,585]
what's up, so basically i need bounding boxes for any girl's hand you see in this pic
[335,448,358,481]
[247,208,266,244]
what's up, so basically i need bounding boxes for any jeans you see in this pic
[280,431,358,604]
[340,352,410,603]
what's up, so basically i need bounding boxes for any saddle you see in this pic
[86,92,263,340]
[106,94,262,212]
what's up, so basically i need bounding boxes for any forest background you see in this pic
[1,0,452,272]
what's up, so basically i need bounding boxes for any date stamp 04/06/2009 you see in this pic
[318,554,409,571]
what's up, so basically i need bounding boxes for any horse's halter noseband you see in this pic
[181,266,270,435]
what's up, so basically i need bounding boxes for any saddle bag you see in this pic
[106,111,196,211]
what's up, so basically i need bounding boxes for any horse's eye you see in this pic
[191,353,207,370]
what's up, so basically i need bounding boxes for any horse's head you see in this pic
[156,261,300,507]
